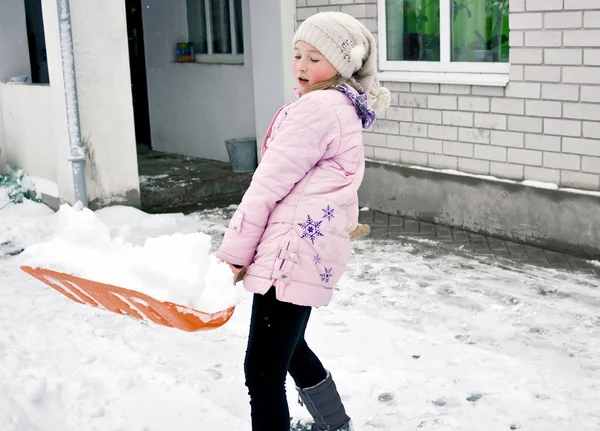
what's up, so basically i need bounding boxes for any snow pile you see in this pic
[0,170,59,253]
[18,203,239,313]
[0,188,56,256]
[2,192,600,430]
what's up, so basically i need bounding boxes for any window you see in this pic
[186,0,244,64]
[24,0,50,84]
[378,0,510,85]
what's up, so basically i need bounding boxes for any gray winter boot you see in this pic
[296,371,353,431]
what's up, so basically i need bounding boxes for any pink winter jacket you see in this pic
[216,89,364,307]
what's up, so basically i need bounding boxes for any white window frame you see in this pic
[188,0,244,64]
[377,0,510,86]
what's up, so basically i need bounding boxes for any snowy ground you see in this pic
[1,198,599,430]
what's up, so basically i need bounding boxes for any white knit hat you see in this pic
[293,12,391,113]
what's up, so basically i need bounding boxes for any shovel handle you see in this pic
[349,223,371,240]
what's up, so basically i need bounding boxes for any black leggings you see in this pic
[244,287,327,431]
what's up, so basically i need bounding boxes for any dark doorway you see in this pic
[125,0,152,147]
[24,0,49,84]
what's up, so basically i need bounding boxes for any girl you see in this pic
[216,11,390,431]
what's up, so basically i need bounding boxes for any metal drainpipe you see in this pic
[57,0,88,207]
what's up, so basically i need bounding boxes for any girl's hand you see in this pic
[227,263,245,275]
[220,260,247,283]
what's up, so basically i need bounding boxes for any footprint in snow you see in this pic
[207,367,223,380]
[24,377,46,402]
[377,392,394,403]
[466,392,483,402]
[431,398,446,406]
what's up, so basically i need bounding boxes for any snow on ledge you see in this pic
[366,159,600,197]
[29,176,59,198]
[521,180,559,190]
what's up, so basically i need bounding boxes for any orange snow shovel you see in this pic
[20,266,235,332]
[21,224,370,332]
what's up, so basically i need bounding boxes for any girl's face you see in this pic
[293,41,338,95]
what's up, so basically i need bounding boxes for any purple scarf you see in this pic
[334,81,376,129]
[293,81,377,129]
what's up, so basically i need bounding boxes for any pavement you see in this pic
[358,209,600,278]
[137,146,252,213]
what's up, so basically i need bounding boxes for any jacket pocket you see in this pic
[229,210,245,232]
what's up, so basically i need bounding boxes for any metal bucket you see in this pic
[225,137,257,173]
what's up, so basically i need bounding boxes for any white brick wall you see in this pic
[492,98,525,115]
[458,158,490,175]
[526,166,561,183]
[563,66,600,84]
[527,0,563,11]
[491,162,525,179]
[429,154,458,169]
[443,141,473,158]
[458,97,491,112]
[475,145,507,162]
[475,113,508,130]
[429,125,458,141]
[297,1,600,190]
[460,128,491,144]
[509,115,543,133]
[582,86,600,103]
[428,95,458,110]
[524,66,561,82]
[544,152,581,170]
[413,109,441,124]
[584,11,600,28]
[509,148,543,165]
[511,13,543,29]
[491,131,525,148]
[525,31,562,47]
[561,170,600,188]
[583,156,600,173]
[541,83,580,100]
[544,119,582,136]
[526,133,561,151]
[584,49,600,65]
[583,121,600,139]
[511,48,543,64]
[545,49,582,65]
[526,100,562,117]
[443,111,474,127]
[544,12,583,29]
[565,0,599,10]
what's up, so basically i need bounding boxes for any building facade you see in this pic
[298,0,600,191]
[1,0,599,255]
[296,0,600,257]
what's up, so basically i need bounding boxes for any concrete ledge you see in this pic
[40,193,60,212]
[358,160,600,260]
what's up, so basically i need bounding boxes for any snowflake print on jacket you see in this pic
[320,267,333,284]
[322,205,335,222]
[313,255,321,265]
[298,215,324,245]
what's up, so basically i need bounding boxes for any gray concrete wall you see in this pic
[359,161,600,259]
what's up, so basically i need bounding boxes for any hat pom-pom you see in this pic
[371,86,391,113]
[349,44,366,70]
